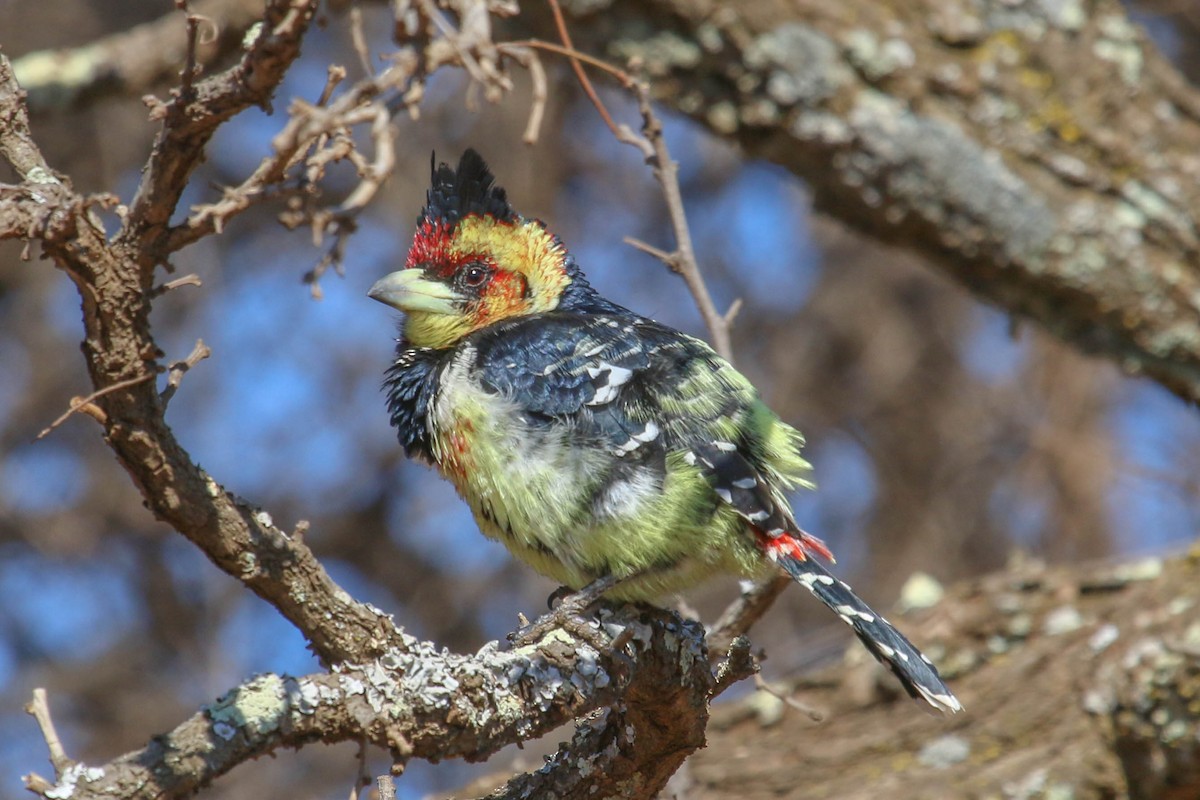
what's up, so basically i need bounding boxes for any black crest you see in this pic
[420,149,517,227]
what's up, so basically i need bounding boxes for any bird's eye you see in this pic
[461,264,490,287]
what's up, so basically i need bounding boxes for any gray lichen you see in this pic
[207,674,288,736]
[842,29,915,82]
[744,24,850,107]
[833,89,1056,263]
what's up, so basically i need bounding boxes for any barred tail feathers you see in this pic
[777,550,962,714]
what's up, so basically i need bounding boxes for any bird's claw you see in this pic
[510,575,620,649]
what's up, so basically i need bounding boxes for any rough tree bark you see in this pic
[517,0,1200,406]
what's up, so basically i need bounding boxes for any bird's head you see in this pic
[368,150,580,349]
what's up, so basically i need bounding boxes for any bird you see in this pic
[368,149,961,714]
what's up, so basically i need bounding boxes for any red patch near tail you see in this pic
[756,528,835,564]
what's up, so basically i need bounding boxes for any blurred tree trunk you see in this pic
[689,549,1200,800]
[516,0,1200,406]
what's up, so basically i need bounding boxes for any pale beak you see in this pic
[367,269,461,314]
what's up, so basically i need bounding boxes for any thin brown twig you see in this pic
[711,636,757,697]
[318,65,348,106]
[546,0,621,136]
[35,373,155,440]
[180,11,202,103]
[754,674,825,722]
[706,575,791,656]
[620,83,735,359]
[506,39,633,84]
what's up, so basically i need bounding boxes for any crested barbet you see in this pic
[368,150,962,714]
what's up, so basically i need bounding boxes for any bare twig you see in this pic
[318,65,347,106]
[618,83,734,359]
[754,674,825,722]
[524,17,735,360]
[496,44,547,144]
[179,8,202,103]
[349,736,369,800]
[11,0,259,113]
[706,575,791,656]
[24,689,73,777]
[160,339,212,408]
[151,273,203,295]
[119,0,319,263]
[35,373,155,440]
[546,0,620,136]
[349,7,374,77]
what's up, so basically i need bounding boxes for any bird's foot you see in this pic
[511,575,620,650]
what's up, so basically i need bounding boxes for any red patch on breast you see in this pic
[439,419,476,480]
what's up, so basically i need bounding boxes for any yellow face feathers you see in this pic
[450,216,570,315]
[367,216,572,350]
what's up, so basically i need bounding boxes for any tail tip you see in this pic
[915,684,964,715]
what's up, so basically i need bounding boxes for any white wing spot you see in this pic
[713,441,737,452]
[683,451,698,466]
[586,363,634,406]
[732,477,757,489]
[715,488,733,504]
[876,642,895,658]
[614,421,662,455]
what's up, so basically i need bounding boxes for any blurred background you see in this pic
[2,1,1200,798]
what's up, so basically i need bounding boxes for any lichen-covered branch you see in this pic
[525,0,1200,405]
[27,608,710,800]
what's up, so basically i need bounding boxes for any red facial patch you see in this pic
[406,217,522,280]
[406,220,453,271]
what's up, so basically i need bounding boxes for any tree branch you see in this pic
[522,0,1200,405]
[25,607,710,800]
[117,0,318,268]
